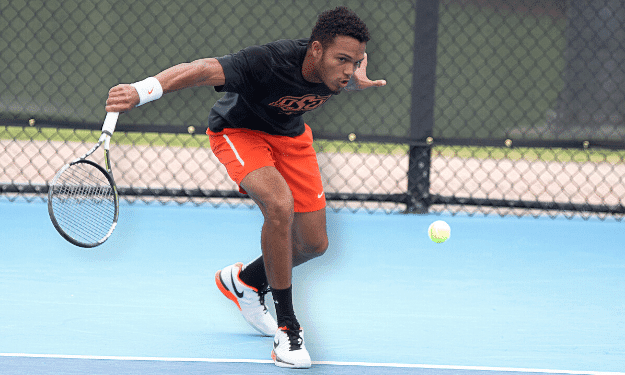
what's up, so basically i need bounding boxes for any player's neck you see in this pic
[301,50,322,84]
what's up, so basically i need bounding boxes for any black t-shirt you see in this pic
[209,38,336,137]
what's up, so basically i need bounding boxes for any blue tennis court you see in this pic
[0,199,623,374]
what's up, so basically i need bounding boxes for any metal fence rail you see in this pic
[1,0,624,220]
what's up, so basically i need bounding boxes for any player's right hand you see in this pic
[105,84,140,112]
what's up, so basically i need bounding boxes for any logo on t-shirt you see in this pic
[268,94,332,115]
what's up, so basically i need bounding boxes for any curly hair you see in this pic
[309,6,370,48]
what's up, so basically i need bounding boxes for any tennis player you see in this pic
[105,6,385,368]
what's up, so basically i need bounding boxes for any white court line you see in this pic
[0,353,623,375]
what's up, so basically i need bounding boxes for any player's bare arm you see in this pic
[344,53,386,91]
[105,58,225,113]
[156,58,226,91]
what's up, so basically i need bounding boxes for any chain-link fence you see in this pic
[1,0,624,219]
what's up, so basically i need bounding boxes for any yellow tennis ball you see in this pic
[428,220,450,243]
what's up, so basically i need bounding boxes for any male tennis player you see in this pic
[105,6,385,368]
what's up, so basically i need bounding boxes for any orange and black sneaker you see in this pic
[215,262,277,336]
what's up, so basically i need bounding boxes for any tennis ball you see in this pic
[428,220,450,243]
[348,133,356,142]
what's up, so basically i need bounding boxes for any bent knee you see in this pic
[257,193,295,227]
[316,236,329,256]
[302,236,329,258]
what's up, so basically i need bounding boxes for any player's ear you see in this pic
[310,40,323,59]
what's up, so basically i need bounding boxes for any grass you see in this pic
[314,138,624,164]
[434,145,624,164]
[1,125,209,148]
[4,125,622,165]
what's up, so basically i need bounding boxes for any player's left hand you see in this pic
[345,53,386,91]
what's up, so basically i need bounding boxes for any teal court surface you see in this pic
[0,199,623,374]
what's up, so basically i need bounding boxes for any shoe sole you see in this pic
[215,264,243,311]
[271,350,311,369]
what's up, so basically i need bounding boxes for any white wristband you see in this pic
[131,77,163,106]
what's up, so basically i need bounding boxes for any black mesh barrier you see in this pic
[436,0,625,144]
[1,0,623,219]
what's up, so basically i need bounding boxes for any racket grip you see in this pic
[102,112,119,136]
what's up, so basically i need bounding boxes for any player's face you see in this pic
[316,36,366,94]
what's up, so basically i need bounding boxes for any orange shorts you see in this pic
[207,124,326,213]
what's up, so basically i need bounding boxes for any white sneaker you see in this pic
[215,262,277,336]
[271,326,312,369]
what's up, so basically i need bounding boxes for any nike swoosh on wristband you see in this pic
[230,273,245,298]
[148,87,154,94]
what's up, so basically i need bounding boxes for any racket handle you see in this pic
[102,112,119,136]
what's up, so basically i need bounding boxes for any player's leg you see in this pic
[260,124,321,368]
[278,124,328,267]
[239,166,308,330]
[238,122,328,282]
[210,129,279,336]
[241,208,328,288]
[209,127,315,367]
[239,123,328,287]
[292,208,328,267]
[240,166,295,291]
[240,167,312,368]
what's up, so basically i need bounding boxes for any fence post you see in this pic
[406,0,439,213]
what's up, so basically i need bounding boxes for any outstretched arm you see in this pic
[344,53,386,91]
[105,58,225,112]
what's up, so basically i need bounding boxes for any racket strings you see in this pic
[50,162,116,245]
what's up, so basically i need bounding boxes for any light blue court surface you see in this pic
[0,200,624,374]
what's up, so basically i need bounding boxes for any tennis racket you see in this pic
[48,112,120,248]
